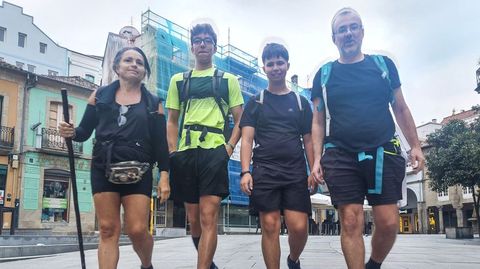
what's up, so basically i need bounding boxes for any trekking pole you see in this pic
[61,88,86,269]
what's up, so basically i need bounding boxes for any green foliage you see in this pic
[426,118,480,191]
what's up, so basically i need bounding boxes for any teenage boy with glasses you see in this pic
[166,23,244,269]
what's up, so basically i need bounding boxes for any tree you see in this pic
[426,117,480,235]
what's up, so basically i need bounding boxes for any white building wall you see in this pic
[417,122,442,141]
[0,2,67,75]
[406,172,423,202]
[68,50,103,85]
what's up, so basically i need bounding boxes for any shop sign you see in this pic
[42,197,67,209]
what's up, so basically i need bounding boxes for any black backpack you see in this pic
[177,69,232,143]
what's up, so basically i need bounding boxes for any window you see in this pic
[48,70,58,76]
[438,188,448,197]
[463,187,473,195]
[0,27,6,42]
[49,101,73,128]
[41,169,70,223]
[18,32,27,47]
[85,74,95,83]
[27,64,36,73]
[15,61,24,70]
[40,42,47,54]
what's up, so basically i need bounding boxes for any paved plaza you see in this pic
[2,234,480,268]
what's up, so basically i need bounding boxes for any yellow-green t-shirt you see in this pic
[166,67,243,151]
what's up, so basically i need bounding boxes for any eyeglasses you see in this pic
[117,105,129,127]
[334,23,363,35]
[192,37,215,46]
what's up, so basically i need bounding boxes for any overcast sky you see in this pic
[4,0,480,124]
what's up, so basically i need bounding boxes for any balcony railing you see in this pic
[41,128,83,154]
[0,126,14,152]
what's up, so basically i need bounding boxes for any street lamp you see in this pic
[475,67,480,94]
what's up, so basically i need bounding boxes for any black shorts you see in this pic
[250,165,311,215]
[321,147,406,207]
[169,146,230,204]
[90,165,153,197]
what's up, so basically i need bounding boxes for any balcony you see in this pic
[41,128,83,154]
[0,126,14,155]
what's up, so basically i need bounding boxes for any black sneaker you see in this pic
[210,262,219,269]
[140,265,153,269]
[287,255,301,269]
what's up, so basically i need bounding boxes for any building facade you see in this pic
[18,75,97,233]
[0,1,67,76]
[0,61,23,230]
[0,1,103,85]
[422,110,480,234]
[68,50,103,86]
[0,62,98,234]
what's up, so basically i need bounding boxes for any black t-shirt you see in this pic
[94,89,153,165]
[311,55,401,152]
[240,90,313,175]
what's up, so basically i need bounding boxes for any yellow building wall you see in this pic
[0,79,20,127]
[0,78,20,228]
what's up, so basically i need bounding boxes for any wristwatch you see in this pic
[240,170,251,177]
[226,142,235,150]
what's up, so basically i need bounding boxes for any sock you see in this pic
[365,258,382,269]
[192,236,200,250]
[288,255,299,264]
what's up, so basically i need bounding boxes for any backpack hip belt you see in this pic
[184,124,223,146]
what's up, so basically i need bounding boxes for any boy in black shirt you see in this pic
[240,43,316,269]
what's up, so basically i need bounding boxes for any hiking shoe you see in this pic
[287,255,301,269]
[210,262,219,269]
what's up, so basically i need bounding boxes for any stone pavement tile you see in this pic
[1,234,480,268]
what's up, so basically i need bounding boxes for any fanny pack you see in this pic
[108,161,150,184]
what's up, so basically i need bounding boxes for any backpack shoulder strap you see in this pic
[180,70,193,101]
[320,62,333,136]
[370,54,395,104]
[250,90,265,121]
[212,69,231,140]
[255,89,265,104]
[178,70,193,138]
[212,68,224,98]
[320,61,333,89]
[370,54,389,81]
[293,91,303,111]
[145,90,160,114]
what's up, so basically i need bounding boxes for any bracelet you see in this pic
[226,142,235,150]
[240,170,251,177]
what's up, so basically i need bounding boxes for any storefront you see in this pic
[41,170,70,223]
[19,152,95,233]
